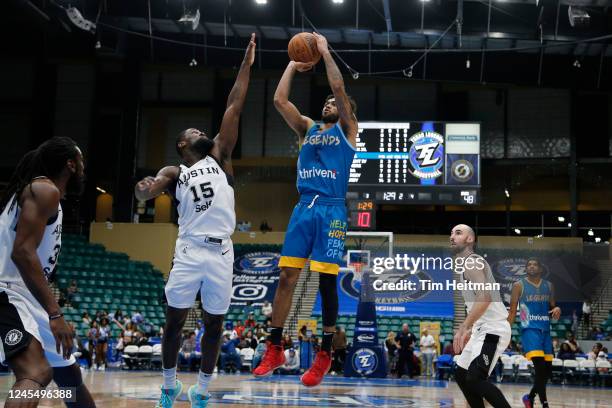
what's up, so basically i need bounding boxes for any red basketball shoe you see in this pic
[253,343,286,377]
[300,351,332,387]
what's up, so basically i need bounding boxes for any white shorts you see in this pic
[456,320,511,376]
[0,284,75,368]
[165,236,234,315]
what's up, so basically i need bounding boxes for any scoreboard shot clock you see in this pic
[348,122,481,205]
[348,199,376,231]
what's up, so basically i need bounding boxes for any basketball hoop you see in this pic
[350,262,365,282]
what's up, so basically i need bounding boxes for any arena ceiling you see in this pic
[4,0,612,88]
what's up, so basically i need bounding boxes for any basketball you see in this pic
[288,32,321,64]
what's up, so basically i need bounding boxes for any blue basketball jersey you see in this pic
[519,278,552,331]
[296,122,356,198]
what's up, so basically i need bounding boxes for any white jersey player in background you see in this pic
[0,137,95,408]
[450,224,512,408]
[135,34,256,408]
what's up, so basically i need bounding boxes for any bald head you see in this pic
[450,224,476,254]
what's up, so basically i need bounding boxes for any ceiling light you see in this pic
[573,59,581,68]
[514,228,521,235]
[332,0,344,3]
[255,0,267,4]
[588,229,594,236]
[567,223,572,228]
[557,216,565,222]
[595,237,601,243]
[96,187,107,194]
[504,189,510,198]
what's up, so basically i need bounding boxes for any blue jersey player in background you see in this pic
[253,32,357,387]
[508,258,561,408]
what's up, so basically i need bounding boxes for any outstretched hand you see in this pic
[244,33,256,66]
[312,32,329,55]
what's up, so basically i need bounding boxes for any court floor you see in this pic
[1,370,611,407]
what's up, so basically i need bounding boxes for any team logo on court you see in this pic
[408,131,444,180]
[234,252,280,275]
[352,348,378,375]
[4,329,23,346]
[450,159,474,182]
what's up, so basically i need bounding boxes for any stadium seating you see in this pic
[56,234,167,338]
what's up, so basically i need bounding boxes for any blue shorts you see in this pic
[522,329,553,361]
[279,195,348,275]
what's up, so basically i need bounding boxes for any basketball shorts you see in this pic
[0,283,76,367]
[279,195,348,275]
[165,236,234,315]
[457,320,511,376]
[522,328,553,361]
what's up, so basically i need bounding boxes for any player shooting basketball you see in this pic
[253,32,358,387]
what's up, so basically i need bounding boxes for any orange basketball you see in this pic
[288,32,321,64]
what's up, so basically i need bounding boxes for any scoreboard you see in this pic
[346,122,480,230]
[348,121,480,206]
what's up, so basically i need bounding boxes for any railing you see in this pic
[286,265,313,338]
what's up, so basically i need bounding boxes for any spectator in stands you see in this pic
[571,310,579,334]
[58,292,67,308]
[420,328,436,377]
[588,343,603,360]
[385,331,398,373]
[259,220,272,233]
[69,322,92,370]
[395,323,416,378]
[582,300,592,328]
[331,327,347,374]
[263,317,272,330]
[565,331,582,353]
[298,325,308,342]
[552,337,560,355]
[557,343,575,360]
[279,349,300,375]
[220,335,242,373]
[255,326,267,342]
[131,310,144,325]
[262,300,273,319]
[234,321,245,339]
[245,330,258,350]
[243,301,254,320]
[283,334,294,350]
[245,313,256,329]
[134,331,150,347]
[252,341,267,371]
[179,332,198,371]
[96,317,111,371]
[87,321,98,365]
[310,334,320,353]
[592,327,606,341]
[82,312,92,326]
[195,320,203,338]
[114,308,124,322]
[442,340,455,356]
[597,351,609,374]
[66,279,78,305]
[223,322,235,339]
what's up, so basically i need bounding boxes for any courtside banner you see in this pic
[231,251,281,307]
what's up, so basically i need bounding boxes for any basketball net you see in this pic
[350,262,365,283]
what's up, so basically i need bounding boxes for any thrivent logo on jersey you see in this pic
[299,168,337,180]
[303,134,340,146]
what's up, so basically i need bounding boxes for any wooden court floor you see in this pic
[1,370,611,407]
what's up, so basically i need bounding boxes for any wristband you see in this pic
[49,313,64,321]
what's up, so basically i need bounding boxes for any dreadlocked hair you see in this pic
[0,137,79,214]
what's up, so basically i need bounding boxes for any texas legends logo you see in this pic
[408,131,444,180]
[352,348,378,376]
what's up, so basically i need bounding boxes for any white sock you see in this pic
[196,371,212,396]
[162,367,177,389]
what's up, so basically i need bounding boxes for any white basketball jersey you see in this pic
[175,156,235,239]
[0,192,63,286]
[459,253,508,326]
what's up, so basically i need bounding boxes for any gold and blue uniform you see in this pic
[519,278,554,361]
[279,122,356,274]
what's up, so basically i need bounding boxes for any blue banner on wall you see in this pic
[231,251,281,307]
[313,251,455,317]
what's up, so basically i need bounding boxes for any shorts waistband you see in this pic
[299,195,346,207]
[179,235,230,246]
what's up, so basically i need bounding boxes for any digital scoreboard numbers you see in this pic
[348,122,480,205]
[348,200,376,230]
